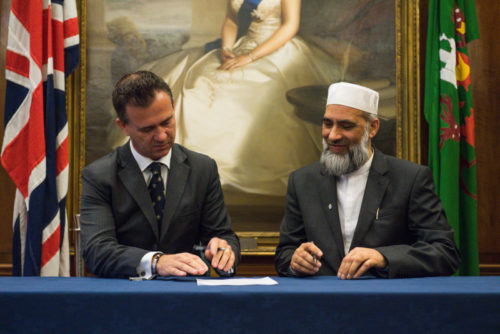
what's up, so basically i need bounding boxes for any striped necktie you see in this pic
[148,162,165,229]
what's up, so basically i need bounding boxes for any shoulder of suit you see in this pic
[291,161,322,177]
[375,149,427,174]
[82,148,120,175]
[173,143,215,165]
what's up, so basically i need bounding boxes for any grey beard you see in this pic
[320,129,370,176]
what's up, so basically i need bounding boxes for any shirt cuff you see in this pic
[136,251,159,280]
[288,265,299,277]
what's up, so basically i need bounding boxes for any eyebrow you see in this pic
[322,118,357,126]
[137,115,173,131]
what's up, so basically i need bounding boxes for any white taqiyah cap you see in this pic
[326,82,379,115]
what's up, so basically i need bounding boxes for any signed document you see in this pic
[196,277,278,286]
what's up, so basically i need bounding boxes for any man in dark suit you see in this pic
[81,71,239,278]
[275,82,460,279]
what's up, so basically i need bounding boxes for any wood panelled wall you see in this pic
[468,0,500,274]
[0,1,498,276]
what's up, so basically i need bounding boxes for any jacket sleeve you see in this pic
[80,166,148,278]
[274,172,306,276]
[199,158,241,275]
[376,166,461,277]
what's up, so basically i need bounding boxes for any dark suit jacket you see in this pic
[80,143,240,278]
[275,149,460,278]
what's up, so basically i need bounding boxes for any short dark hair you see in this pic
[112,70,173,124]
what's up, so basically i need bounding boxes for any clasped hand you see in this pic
[291,243,387,279]
[218,48,252,71]
[155,237,235,277]
[336,247,387,279]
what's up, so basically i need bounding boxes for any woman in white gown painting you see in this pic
[148,0,340,196]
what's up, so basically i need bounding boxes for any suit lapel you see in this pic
[318,168,345,259]
[350,149,390,249]
[160,144,190,239]
[117,143,159,237]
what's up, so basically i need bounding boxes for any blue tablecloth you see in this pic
[1,276,499,333]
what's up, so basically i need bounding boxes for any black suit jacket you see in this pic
[275,149,460,278]
[80,143,240,278]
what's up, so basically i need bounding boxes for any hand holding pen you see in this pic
[290,241,323,276]
[196,237,235,274]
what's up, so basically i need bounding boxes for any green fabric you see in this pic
[424,0,479,275]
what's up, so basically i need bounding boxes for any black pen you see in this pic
[193,245,227,252]
[311,241,317,264]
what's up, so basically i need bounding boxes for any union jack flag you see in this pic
[1,0,79,276]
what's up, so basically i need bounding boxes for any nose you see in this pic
[153,127,168,141]
[327,125,342,142]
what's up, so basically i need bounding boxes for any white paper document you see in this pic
[196,276,278,286]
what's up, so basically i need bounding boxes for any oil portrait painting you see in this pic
[84,0,396,229]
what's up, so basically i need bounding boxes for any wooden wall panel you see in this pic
[468,0,500,274]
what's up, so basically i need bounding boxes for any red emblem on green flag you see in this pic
[424,0,479,275]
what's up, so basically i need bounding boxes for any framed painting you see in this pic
[67,0,421,252]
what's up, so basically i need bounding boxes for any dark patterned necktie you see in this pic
[148,162,165,229]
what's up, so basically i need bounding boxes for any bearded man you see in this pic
[274,82,460,279]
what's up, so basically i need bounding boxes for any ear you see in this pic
[368,118,380,139]
[116,118,129,136]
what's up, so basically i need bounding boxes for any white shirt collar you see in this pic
[129,141,172,172]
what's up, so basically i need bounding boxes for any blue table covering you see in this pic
[1,276,499,333]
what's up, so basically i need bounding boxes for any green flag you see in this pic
[424,0,479,275]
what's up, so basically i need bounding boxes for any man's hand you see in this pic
[290,242,323,275]
[204,237,235,272]
[156,253,208,277]
[337,247,387,280]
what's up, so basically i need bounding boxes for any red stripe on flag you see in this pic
[42,6,53,69]
[11,0,43,70]
[41,225,61,267]
[63,17,79,39]
[5,50,30,78]
[56,136,69,176]
[52,20,65,72]
[1,83,46,197]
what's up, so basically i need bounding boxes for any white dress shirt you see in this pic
[336,153,374,255]
[129,141,172,279]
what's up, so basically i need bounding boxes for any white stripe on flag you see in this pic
[63,0,78,20]
[40,249,60,276]
[42,210,60,244]
[56,165,69,202]
[42,58,54,82]
[7,11,31,60]
[56,123,68,149]
[64,35,80,48]
[54,69,65,92]
[51,2,63,22]
[13,190,28,276]
[59,210,70,277]
[26,157,47,210]
[0,80,32,154]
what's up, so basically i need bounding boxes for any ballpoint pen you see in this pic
[311,241,317,264]
[193,244,233,276]
[193,245,227,252]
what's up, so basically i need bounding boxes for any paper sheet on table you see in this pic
[196,276,278,286]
